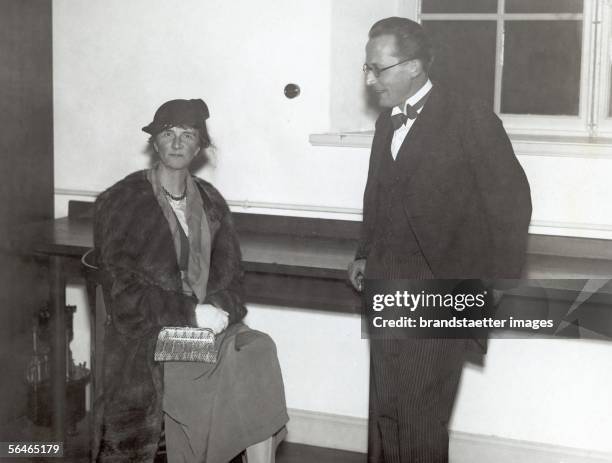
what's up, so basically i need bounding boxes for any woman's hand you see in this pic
[195,304,229,334]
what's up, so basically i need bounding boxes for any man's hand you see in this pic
[195,304,229,334]
[348,259,366,292]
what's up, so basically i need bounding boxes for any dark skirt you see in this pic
[163,323,289,463]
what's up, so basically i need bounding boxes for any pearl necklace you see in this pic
[162,185,187,201]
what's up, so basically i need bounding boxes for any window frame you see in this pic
[593,0,612,136]
[417,0,612,139]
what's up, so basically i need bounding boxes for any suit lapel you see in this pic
[394,85,449,183]
[371,109,395,175]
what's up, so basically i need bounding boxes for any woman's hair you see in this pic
[369,17,434,71]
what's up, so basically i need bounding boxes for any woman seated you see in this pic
[93,99,288,463]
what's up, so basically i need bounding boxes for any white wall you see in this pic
[330,0,402,132]
[54,0,336,205]
[53,0,612,456]
[454,337,612,454]
[520,155,612,237]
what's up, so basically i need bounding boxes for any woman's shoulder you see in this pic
[192,176,230,210]
[98,170,148,197]
[95,170,152,213]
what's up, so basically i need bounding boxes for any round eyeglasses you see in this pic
[362,57,415,78]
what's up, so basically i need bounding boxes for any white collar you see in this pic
[391,79,433,116]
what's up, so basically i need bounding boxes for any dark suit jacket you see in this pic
[361,85,532,463]
[357,85,532,279]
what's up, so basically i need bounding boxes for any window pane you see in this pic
[422,21,497,108]
[505,0,583,14]
[501,21,582,115]
[421,0,497,14]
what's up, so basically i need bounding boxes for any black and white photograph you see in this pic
[1,1,612,462]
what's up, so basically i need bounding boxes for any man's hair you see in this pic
[369,17,434,70]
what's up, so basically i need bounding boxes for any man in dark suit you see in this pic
[348,17,532,462]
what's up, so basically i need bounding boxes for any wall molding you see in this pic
[309,131,612,159]
[285,408,612,463]
[530,220,612,240]
[54,188,362,219]
[285,408,367,452]
[55,189,612,240]
[55,188,99,198]
[309,132,372,149]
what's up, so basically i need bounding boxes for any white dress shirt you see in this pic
[390,79,433,160]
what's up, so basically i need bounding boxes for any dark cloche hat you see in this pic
[142,98,210,135]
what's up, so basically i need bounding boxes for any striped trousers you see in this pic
[366,250,467,463]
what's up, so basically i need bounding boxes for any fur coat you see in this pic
[93,170,247,462]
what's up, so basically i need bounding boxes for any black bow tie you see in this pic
[390,89,431,130]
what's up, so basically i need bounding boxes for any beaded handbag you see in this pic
[153,327,218,363]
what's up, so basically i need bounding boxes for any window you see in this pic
[601,1,612,123]
[419,0,612,137]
